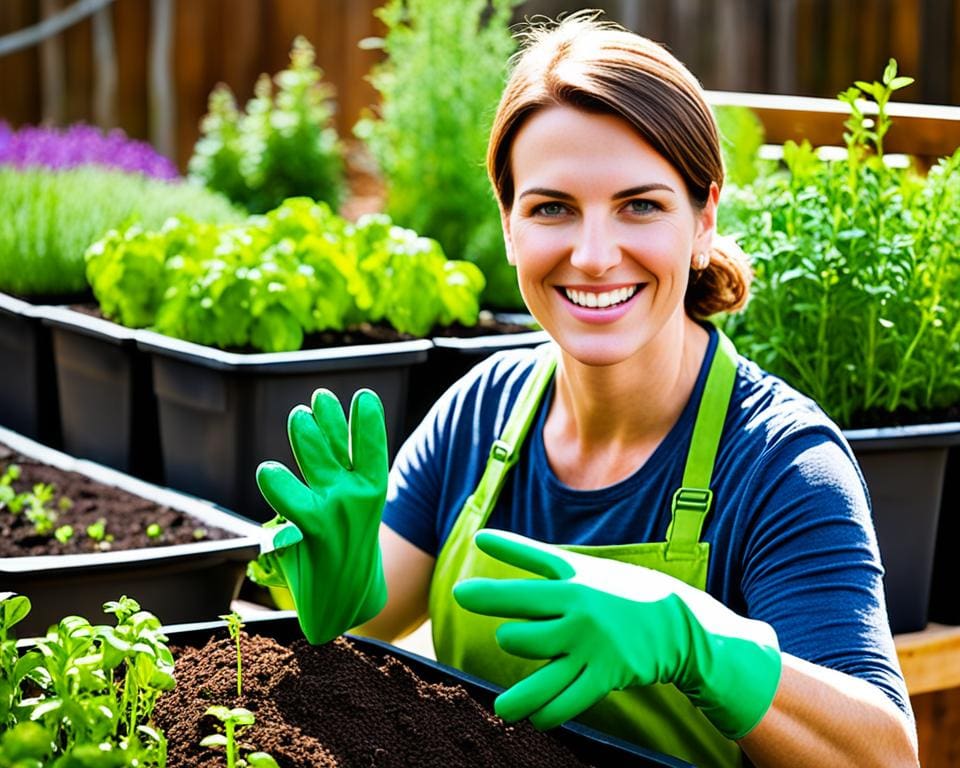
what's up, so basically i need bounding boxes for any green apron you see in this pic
[428,331,744,768]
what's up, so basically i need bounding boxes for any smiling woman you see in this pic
[251,10,920,768]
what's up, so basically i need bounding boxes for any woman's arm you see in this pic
[352,524,436,641]
[741,653,918,767]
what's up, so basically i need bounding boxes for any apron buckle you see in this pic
[489,439,513,464]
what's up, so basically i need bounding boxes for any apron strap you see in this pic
[463,343,558,526]
[665,330,739,559]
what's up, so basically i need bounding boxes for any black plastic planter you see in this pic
[40,305,163,482]
[928,445,960,625]
[165,613,692,768]
[136,329,431,522]
[0,425,262,637]
[404,326,550,437]
[0,292,61,446]
[845,422,960,634]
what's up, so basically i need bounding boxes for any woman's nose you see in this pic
[569,214,621,276]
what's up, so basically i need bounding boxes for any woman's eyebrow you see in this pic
[612,183,675,199]
[517,187,574,201]
[517,183,676,201]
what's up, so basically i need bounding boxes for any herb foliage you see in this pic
[85,199,485,352]
[0,167,241,296]
[721,61,960,426]
[356,0,522,309]
[190,37,344,215]
[0,593,174,767]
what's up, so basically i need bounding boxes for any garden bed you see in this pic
[157,617,689,767]
[0,425,261,635]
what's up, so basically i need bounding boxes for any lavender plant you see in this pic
[0,122,179,179]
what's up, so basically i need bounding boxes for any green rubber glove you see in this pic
[453,529,781,739]
[255,388,388,645]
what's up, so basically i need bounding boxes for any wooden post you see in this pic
[40,0,65,124]
[149,0,175,161]
[92,3,117,128]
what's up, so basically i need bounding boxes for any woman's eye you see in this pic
[533,202,567,217]
[626,199,658,214]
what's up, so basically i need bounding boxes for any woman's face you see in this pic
[502,105,718,367]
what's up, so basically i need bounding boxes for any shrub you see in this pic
[0,167,242,296]
[189,36,344,214]
[356,0,522,310]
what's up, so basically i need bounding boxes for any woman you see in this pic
[255,12,918,767]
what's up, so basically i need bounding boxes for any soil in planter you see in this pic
[156,632,594,768]
[0,441,234,556]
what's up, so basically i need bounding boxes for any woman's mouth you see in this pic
[561,284,640,309]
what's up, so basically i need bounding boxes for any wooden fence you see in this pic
[2,0,960,170]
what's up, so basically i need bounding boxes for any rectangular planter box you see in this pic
[40,305,163,482]
[845,422,960,634]
[0,292,61,446]
[404,325,550,437]
[929,445,960,624]
[0,424,262,637]
[165,614,692,768]
[136,329,431,522]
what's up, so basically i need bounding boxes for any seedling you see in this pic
[193,527,209,541]
[0,464,20,510]
[0,593,174,766]
[54,524,74,544]
[146,522,164,540]
[87,517,115,549]
[201,706,279,768]
[221,611,244,697]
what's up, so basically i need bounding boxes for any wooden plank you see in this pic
[91,5,117,128]
[706,90,960,159]
[173,0,208,171]
[911,687,960,766]
[889,0,920,101]
[63,8,92,125]
[0,0,44,126]
[895,623,960,695]
[39,0,65,124]
[115,0,149,139]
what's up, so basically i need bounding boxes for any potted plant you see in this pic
[718,61,960,633]
[0,141,241,453]
[0,424,261,636]
[77,200,492,521]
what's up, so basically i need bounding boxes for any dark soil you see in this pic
[156,632,592,768]
[0,441,233,557]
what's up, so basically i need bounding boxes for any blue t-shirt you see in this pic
[384,327,911,717]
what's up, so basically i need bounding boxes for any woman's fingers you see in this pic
[528,666,607,731]
[494,654,584,724]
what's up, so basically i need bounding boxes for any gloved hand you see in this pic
[453,529,781,739]
[255,388,388,645]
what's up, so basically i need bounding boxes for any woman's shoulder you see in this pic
[731,354,846,443]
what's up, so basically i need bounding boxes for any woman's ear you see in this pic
[500,208,516,265]
[694,182,720,255]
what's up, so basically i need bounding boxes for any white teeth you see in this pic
[564,285,638,308]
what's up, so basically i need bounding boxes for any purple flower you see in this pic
[0,122,179,180]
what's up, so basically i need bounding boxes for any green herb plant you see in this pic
[0,167,241,296]
[356,0,522,309]
[720,60,960,427]
[85,198,485,352]
[190,36,344,215]
[0,593,174,767]
[200,706,279,768]
[86,517,114,549]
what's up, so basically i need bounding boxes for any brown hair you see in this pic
[487,11,750,317]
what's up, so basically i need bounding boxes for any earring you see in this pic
[692,252,710,271]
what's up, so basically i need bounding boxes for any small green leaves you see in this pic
[220,611,245,697]
[145,523,163,540]
[202,706,276,768]
[721,60,960,426]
